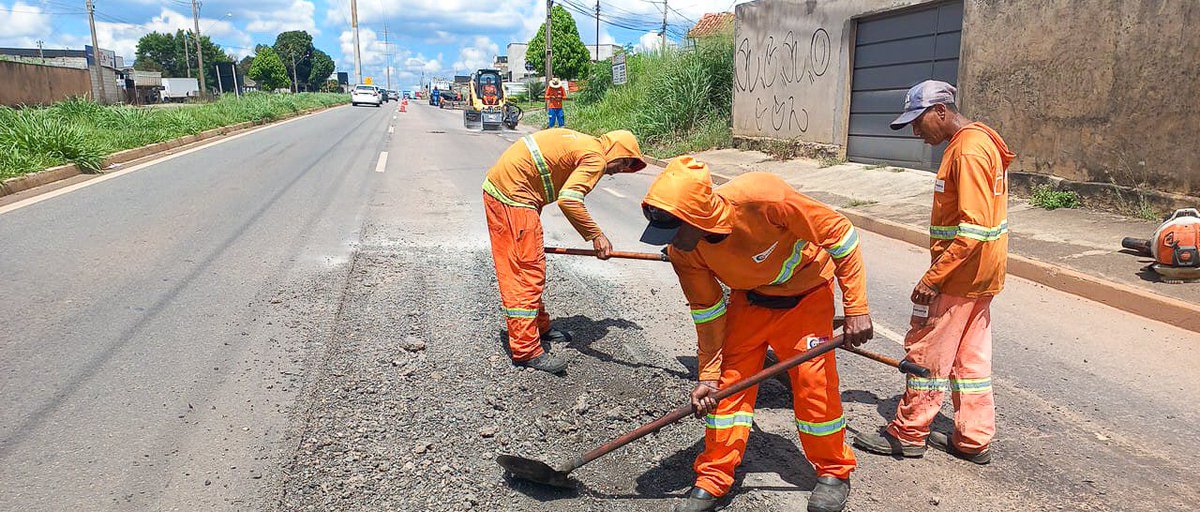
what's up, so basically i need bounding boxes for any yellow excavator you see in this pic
[463,68,521,131]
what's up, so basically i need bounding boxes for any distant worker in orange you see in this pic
[853,80,1013,465]
[640,157,874,512]
[545,78,568,128]
[484,129,646,374]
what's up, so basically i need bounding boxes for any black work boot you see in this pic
[927,431,992,465]
[513,352,567,374]
[540,328,573,345]
[853,427,927,457]
[807,476,850,512]
[672,487,718,512]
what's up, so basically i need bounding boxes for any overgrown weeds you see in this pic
[544,36,734,157]
[0,93,347,181]
[1029,185,1081,210]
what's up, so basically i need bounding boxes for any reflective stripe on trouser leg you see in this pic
[949,296,995,453]
[889,294,976,446]
[484,193,547,362]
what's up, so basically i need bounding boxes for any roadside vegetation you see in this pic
[1028,184,1082,210]
[0,93,347,181]
[531,36,734,158]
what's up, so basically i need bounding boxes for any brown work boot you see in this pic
[927,431,991,464]
[513,352,567,374]
[671,487,718,512]
[852,427,927,457]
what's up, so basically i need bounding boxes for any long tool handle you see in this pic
[544,246,669,262]
[840,346,931,378]
[565,336,844,472]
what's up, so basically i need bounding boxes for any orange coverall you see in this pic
[483,129,643,361]
[888,122,1014,454]
[645,156,868,497]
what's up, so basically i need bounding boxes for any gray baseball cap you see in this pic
[890,80,957,130]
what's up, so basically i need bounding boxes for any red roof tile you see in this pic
[687,12,734,39]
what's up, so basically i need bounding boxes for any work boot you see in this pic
[927,431,992,465]
[513,352,567,374]
[807,476,850,512]
[671,487,718,512]
[852,427,927,457]
[540,328,573,345]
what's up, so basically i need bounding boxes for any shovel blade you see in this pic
[496,454,573,488]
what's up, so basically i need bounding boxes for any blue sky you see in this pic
[1,0,743,90]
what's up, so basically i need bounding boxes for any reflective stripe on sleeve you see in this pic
[769,240,809,285]
[705,411,754,430]
[957,220,1008,241]
[690,298,728,325]
[521,135,556,203]
[929,225,959,240]
[559,189,586,202]
[826,227,860,259]
[795,416,846,436]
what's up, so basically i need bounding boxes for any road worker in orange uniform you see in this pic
[854,80,1013,465]
[639,156,874,512]
[484,128,646,374]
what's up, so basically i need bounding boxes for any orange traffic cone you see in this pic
[400,101,406,112]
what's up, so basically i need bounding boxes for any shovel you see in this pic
[544,246,669,262]
[496,335,846,488]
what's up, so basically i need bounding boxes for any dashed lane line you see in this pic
[375,152,388,173]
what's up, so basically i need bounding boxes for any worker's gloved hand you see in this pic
[690,381,719,418]
[592,233,613,260]
[910,280,938,305]
[842,314,874,347]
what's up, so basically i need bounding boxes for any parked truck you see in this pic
[161,78,200,102]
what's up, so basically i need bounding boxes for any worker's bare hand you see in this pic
[842,314,874,347]
[690,381,719,418]
[910,280,938,305]
[593,234,613,260]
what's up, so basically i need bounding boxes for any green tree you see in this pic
[273,30,314,92]
[320,79,342,93]
[134,30,231,78]
[524,5,591,80]
[306,49,335,91]
[248,47,290,91]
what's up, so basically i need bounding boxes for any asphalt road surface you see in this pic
[1,101,1197,511]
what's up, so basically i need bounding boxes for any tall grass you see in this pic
[540,36,734,158]
[0,93,347,181]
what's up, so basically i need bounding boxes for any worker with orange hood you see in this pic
[640,156,874,512]
[484,128,646,374]
[854,80,1014,465]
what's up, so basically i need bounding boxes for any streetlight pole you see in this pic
[351,0,362,83]
[85,0,108,103]
[191,0,207,96]
[544,0,553,80]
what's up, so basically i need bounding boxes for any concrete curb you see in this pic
[0,104,343,199]
[687,161,1200,333]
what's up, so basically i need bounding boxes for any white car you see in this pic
[351,85,382,107]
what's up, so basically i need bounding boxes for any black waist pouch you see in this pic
[746,290,802,309]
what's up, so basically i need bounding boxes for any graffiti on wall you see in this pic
[735,27,831,134]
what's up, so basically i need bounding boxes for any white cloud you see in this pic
[451,36,498,75]
[0,1,50,39]
[243,0,317,35]
[71,7,255,61]
[635,31,662,53]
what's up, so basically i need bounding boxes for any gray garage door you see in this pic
[846,1,963,171]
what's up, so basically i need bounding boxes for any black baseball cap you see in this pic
[640,204,682,245]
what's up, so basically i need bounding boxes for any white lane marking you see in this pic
[375,152,388,173]
[602,187,627,198]
[388,126,394,134]
[0,107,343,216]
[874,322,907,346]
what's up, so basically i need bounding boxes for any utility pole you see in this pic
[661,1,669,52]
[350,0,362,83]
[36,40,44,62]
[85,0,108,103]
[182,32,191,78]
[191,0,207,96]
[544,0,553,80]
[594,1,600,62]
[384,22,393,89]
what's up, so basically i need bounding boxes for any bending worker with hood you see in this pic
[640,156,873,512]
[483,128,645,374]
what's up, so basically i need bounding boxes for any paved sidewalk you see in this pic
[686,148,1200,329]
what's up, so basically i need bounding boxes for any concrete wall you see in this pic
[0,60,91,106]
[732,0,936,143]
[960,0,1200,197]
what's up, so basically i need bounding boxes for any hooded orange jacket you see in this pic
[646,159,868,381]
[923,122,1014,298]
[483,128,642,240]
